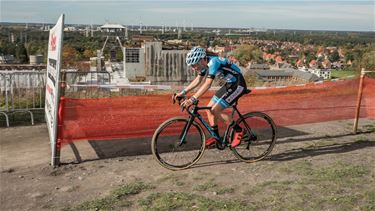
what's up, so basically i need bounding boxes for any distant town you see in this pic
[0,22,374,87]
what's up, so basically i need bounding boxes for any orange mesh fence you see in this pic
[58,77,374,145]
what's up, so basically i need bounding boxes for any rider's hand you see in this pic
[181,98,193,108]
[174,89,187,101]
[174,91,185,100]
[181,96,197,108]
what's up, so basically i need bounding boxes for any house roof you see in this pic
[255,69,320,82]
[255,70,293,77]
[100,23,125,29]
[293,70,320,81]
[275,56,283,63]
[249,63,270,70]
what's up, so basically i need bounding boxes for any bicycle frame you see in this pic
[178,101,253,148]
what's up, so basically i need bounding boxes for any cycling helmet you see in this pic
[186,47,206,66]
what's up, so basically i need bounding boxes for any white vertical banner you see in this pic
[45,14,64,166]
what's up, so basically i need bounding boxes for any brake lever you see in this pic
[173,94,188,111]
[172,93,176,104]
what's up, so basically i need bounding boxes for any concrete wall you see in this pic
[124,48,145,80]
[144,42,196,84]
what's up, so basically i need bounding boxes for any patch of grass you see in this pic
[313,163,370,182]
[156,173,187,187]
[193,181,236,195]
[216,187,235,195]
[293,160,314,176]
[355,136,369,142]
[243,160,373,210]
[66,182,153,211]
[329,194,360,210]
[331,69,356,79]
[244,180,295,196]
[112,182,154,198]
[76,197,118,211]
[244,180,312,210]
[278,160,312,175]
[363,189,375,211]
[193,181,217,192]
[156,173,178,182]
[363,124,375,132]
[364,189,375,201]
[175,181,185,187]
[192,175,204,180]
[138,192,251,211]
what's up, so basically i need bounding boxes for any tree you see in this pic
[15,43,28,63]
[232,44,262,66]
[329,50,340,62]
[360,50,375,71]
[83,49,95,60]
[62,45,80,68]
[304,52,315,65]
[345,52,354,63]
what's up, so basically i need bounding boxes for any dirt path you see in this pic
[1,119,374,210]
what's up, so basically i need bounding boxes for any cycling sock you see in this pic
[210,125,220,140]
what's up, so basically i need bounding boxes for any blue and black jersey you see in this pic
[199,56,248,109]
[198,56,243,84]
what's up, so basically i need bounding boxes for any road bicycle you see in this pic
[151,90,277,170]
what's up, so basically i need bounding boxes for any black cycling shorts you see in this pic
[211,76,247,109]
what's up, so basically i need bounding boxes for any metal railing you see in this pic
[62,71,112,98]
[0,70,46,127]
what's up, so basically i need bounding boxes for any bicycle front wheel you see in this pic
[230,112,277,162]
[151,116,205,170]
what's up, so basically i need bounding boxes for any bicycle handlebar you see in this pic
[173,93,213,113]
[172,93,188,112]
[173,93,203,112]
[172,93,187,105]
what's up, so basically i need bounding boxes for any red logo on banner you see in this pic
[46,83,53,94]
[50,34,57,51]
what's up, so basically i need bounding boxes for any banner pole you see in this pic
[353,68,373,134]
[53,15,65,167]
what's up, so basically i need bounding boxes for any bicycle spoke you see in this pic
[231,112,277,162]
[152,117,205,170]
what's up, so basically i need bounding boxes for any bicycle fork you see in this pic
[178,115,195,146]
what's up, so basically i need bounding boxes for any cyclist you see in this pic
[176,47,248,148]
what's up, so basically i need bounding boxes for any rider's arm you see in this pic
[180,75,204,94]
[191,58,218,99]
[192,77,214,99]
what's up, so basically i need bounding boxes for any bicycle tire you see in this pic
[151,116,206,170]
[230,112,277,162]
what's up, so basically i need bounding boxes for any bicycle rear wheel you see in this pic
[151,116,205,170]
[230,112,277,162]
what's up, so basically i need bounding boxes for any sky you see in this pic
[0,0,374,31]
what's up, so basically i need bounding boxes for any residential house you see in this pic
[254,68,319,83]
[309,60,318,68]
[322,59,332,69]
[309,68,331,80]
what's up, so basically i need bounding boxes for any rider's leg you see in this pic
[209,97,244,148]
[206,101,233,125]
[204,101,220,145]
[210,103,229,124]
[206,100,218,126]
